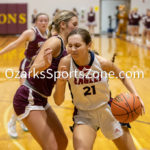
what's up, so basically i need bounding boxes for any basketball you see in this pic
[111,93,142,123]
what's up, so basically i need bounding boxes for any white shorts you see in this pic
[74,104,123,140]
[86,21,96,27]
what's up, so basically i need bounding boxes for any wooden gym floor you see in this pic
[0,35,150,150]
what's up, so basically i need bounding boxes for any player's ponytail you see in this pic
[48,22,54,37]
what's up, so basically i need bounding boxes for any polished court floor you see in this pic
[0,36,150,150]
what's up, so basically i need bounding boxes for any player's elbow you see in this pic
[54,99,63,106]
[55,100,62,106]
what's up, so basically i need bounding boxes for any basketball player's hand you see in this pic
[44,48,53,66]
[137,96,145,115]
[59,66,69,81]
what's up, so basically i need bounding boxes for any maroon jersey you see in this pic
[25,26,48,59]
[143,16,150,29]
[26,36,67,97]
[128,13,141,25]
[88,12,95,22]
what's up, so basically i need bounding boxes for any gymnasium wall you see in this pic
[100,0,129,33]
[0,4,27,34]
[0,0,100,34]
[131,0,150,14]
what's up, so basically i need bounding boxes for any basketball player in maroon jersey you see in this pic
[13,10,78,149]
[128,8,141,42]
[87,7,96,36]
[0,13,49,138]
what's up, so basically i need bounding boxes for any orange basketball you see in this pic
[111,93,142,123]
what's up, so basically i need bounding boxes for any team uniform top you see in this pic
[26,36,67,97]
[68,51,110,110]
[88,12,95,22]
[25,26,48,59]
[128,13,141,26]
[143,16,150,29]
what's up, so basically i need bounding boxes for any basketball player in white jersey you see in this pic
[53,28,145,150]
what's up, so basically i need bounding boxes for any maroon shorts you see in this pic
[13,85,50,120]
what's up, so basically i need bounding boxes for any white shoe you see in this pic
[20,121,28,132]
[7,120,18,138]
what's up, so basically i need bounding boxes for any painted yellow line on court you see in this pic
[131,133,143,150]
[3,104,26,150]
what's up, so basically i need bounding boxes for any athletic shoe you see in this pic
[19,121,28,132]
[7,120,18,138]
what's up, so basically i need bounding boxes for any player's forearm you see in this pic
[121,78,138,96]
[0,42,18,55]
[53,92,65,105]
[53,81,66,105]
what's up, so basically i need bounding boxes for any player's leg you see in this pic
[45,106,68,150]
[112,127,136,150]
[73,124,96,150]
[23,110,63,150]
[89,25,92,35]
[91,25,95,37]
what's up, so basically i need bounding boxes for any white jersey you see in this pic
[68,51,110,110]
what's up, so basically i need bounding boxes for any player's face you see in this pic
[65,16,78,35]
[36,15,49,33]
[67,34,90,60]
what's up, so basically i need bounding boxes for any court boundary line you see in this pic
[135,120,150,125]
[3,104,26,150]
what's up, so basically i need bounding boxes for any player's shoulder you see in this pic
[60,54,71,63]
[47,36,62,46]
[95,55,113,69]
[44,36,62,51]
[20,29,35,41]
[95,55,108,64]
[24,29,35,35]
